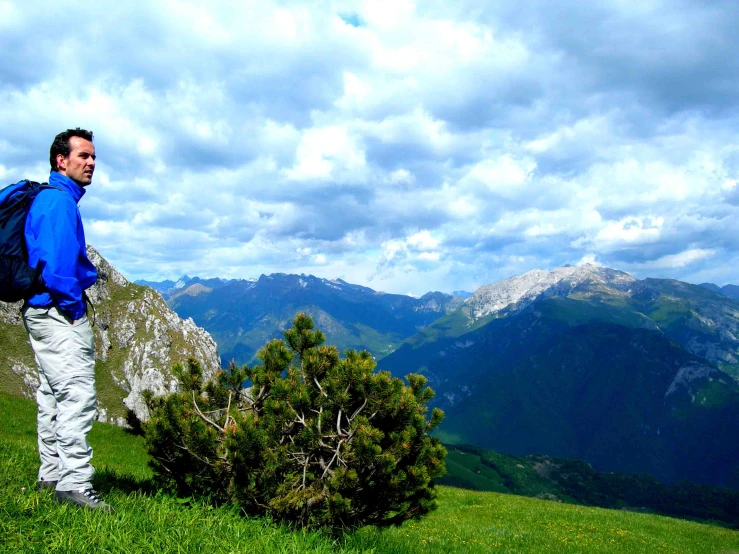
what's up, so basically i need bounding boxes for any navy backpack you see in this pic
[0,180,55,302]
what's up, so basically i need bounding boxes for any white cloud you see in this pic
[418,251,440,262]
[388,168,414,184]
[407,230,439,251]
[447,194,478,218]
[578,254,603,267]
[284,125,367,182]
[587,216,665,250]
[632,249,716,270]
[2,0,739,295]
[462,155,535,195]
[524,115,614,155]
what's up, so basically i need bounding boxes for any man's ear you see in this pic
[56,153,67,172]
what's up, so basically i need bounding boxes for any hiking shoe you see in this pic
[54,488,114,512]
[36,480,57,491]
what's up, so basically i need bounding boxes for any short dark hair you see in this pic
[49,128,94,171]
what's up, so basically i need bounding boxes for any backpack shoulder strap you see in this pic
[0,180,56,228]
[21,180,58,191]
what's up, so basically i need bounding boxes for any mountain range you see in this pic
[700,282,739,301]
[378,265,739,489]
[4,257,739,491]
[143,265,739,489]
[143,273,464,365]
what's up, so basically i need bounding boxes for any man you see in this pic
[21,128,113,512]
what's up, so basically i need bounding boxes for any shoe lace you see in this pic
[81,488,105,504]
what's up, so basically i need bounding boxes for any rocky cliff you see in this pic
[0,246,220,425]
[464,264,636,320]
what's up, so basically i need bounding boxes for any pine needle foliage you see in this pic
[143,313,446,531]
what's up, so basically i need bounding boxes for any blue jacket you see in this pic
[24,171,97,320]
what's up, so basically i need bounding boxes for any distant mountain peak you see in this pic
[465,264,636,320]
[452,290,474,299]
[174,275,191,289]
[700,282,739,301]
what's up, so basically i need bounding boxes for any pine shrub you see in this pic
[143,313,446,531]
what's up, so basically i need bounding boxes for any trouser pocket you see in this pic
[22,306,54,342]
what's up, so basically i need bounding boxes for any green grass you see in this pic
[439,448,509,492]
[694,378,737,408]
[638,297,693,328]
[2,392,739,553]
[539,296,650,328]
[439,445,739,527]
[394,310,483,351]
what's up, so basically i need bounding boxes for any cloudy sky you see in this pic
[2,0,738,295]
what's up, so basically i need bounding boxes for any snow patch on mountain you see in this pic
[174,275,191,289]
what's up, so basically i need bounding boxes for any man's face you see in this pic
[57,136,96,186]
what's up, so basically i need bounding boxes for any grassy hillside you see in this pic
[2,393,738,553]
[440,444,739,528]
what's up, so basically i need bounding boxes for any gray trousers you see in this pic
[22,305,97,491]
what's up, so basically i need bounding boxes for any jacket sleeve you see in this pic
[25,191,87,320]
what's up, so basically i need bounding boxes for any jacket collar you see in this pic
[49,171,86,204]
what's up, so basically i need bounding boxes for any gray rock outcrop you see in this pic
[0,247,221,426]
[464,264,636,320]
